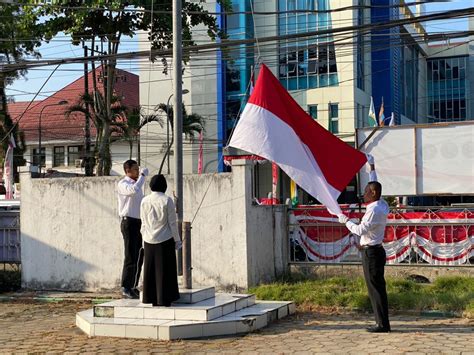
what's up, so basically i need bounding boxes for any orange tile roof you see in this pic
[8,67,139,143]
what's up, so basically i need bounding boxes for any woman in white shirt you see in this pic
[140,174,182,307]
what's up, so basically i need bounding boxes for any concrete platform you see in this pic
[76,287,295,340]
[77,300,295,340]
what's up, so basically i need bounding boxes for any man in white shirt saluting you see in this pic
[117,160,149,299]
[338,155,391,333]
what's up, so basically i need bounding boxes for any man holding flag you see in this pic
[338,155,391,333]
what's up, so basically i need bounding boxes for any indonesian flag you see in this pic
[229,64,367,215]
[4,134,16,200]
[197,131,203,174]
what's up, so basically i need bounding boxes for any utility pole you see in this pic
[83,43,93,176]
[173,0,190,288]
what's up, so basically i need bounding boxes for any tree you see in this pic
[0,2,44,175]
[37,0,229,175]
[155,103,205,175]
[112,106,164,161]
[65,91,129,174]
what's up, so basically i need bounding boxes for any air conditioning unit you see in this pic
[75,159,83,168]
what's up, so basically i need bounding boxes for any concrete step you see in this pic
[94,293,256,321]
[174,287,215,304]
[77,300,295,340]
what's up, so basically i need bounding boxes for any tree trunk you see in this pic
[158,136,173,175]
[97,121,111,176]
[137,133,141,165]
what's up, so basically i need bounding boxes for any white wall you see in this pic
[20,160,288,291]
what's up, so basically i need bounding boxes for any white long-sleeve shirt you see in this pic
[140,192,180,244]
[346,199,389,246]
[369,169,378,182]
[117,175,145,219]
[345,168,388,246]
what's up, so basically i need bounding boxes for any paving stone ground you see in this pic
[0,300,473,354]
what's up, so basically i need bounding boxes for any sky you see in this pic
[5,0,473,102]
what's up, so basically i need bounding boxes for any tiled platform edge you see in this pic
[77,294,295,340]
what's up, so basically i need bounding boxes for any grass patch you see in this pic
[0,269,21,292]
[249,275,474,317]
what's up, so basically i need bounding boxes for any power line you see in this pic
[3,6,474,72]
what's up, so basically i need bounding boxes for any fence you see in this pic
[289,207,474,266]
[0,210,21,264]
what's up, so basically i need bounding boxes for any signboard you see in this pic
[357,121,474,196]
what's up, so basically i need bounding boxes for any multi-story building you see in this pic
[140,0,472,201]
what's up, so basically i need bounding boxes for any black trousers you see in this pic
[361,246,390,329]
[142,238,180,307]
[120,217,143,290]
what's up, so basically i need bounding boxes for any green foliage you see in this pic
[31,0,226,175]
[0,2,44,174]
[250,276,474,317]
[38,0,229,56]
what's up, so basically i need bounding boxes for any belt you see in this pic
[121,216,140,221]
[360,244,383,250]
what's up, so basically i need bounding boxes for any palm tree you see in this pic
[65,92,128,176]
[155,103,205,174]
[111,106,163,161]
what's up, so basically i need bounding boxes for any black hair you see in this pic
[368,181,382,199]
[150,174,167,193]
[123,159,138,172]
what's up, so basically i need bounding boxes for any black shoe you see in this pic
[366,326,391,333]
[132,288,140,298]
[122,287,139,299]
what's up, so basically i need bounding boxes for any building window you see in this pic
[68,146,82,166]
[308,105,318,119]
[427,56,467,122]
[278,0,338,90]
[329,103,339,134]
[400,45,419,122]
[32,148,45,167]
[53,146,65,167]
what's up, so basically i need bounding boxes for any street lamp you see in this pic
[38,100,68,174]
[161,89,189,174]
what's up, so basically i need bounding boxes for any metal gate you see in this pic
[0,211,21,264]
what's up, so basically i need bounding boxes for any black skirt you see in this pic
[142,238,180,307]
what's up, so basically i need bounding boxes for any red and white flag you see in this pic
[272,162,278,204]
[229,64,367,215]
[3,134,16,200]
[197,131,203,175]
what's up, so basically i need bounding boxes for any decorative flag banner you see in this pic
[229,64,367,215]
[3,134,16,199]
[388,112,395,126]
[290,208,474,265]
[198,131,203,174]
[368,96,378,127]
[379,97,386,126]
[290,179,298,207]
[272,162,278,204]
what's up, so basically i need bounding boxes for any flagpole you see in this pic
[358,126,381,150]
